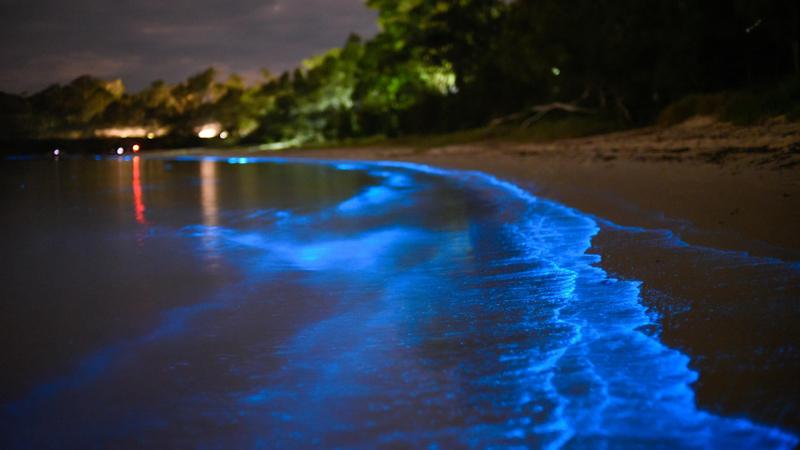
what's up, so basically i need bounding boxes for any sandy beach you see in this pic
[250,119,800,432]
[6,0,800,444]
[275,118,800,259]
[3,118,798,446]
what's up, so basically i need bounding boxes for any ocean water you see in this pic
[0,156,796,449]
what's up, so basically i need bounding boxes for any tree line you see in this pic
[1,0,798,144]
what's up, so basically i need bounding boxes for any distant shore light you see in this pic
[132,144,141,152]
[116,147,124,155]
[551,67,561,76]
[53,149,60,156]
[95,127,167,139]
[196,123,222,139]
[219,131,229,140]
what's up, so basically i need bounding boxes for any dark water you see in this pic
[0,156,796,449]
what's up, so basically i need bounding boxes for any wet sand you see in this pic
[274,119,800,260]
[242,119,800,431]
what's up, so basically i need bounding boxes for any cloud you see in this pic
[0,0,378,93]
[0,52,142,94]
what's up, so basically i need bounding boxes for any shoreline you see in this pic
[5,151,796,447]
[274,118,800,261]
[163,120,800,432]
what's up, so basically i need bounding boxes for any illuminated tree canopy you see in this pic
[1,0,797,143]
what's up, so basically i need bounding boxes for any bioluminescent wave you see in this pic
[0,157,796,449]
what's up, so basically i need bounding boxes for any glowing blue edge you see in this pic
[8,153,798,447]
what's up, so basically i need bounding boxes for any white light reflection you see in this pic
[200,159,221,268]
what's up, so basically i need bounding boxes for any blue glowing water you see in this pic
[0,157,796,449]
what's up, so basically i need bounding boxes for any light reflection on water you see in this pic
[0,157,796,449]
[199,159,221,266]
[132,156,146,226]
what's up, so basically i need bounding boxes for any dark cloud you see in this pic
[0,0,378,93]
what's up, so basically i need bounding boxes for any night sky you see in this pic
[0,0,378,94]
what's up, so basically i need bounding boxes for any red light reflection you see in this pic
[132,156,147,224]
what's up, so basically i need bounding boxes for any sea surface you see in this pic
[0,156,796,449]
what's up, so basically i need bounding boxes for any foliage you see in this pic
[1,0,798,142]
[659,76,800,125]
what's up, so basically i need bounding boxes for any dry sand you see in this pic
[262,119,800,432]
